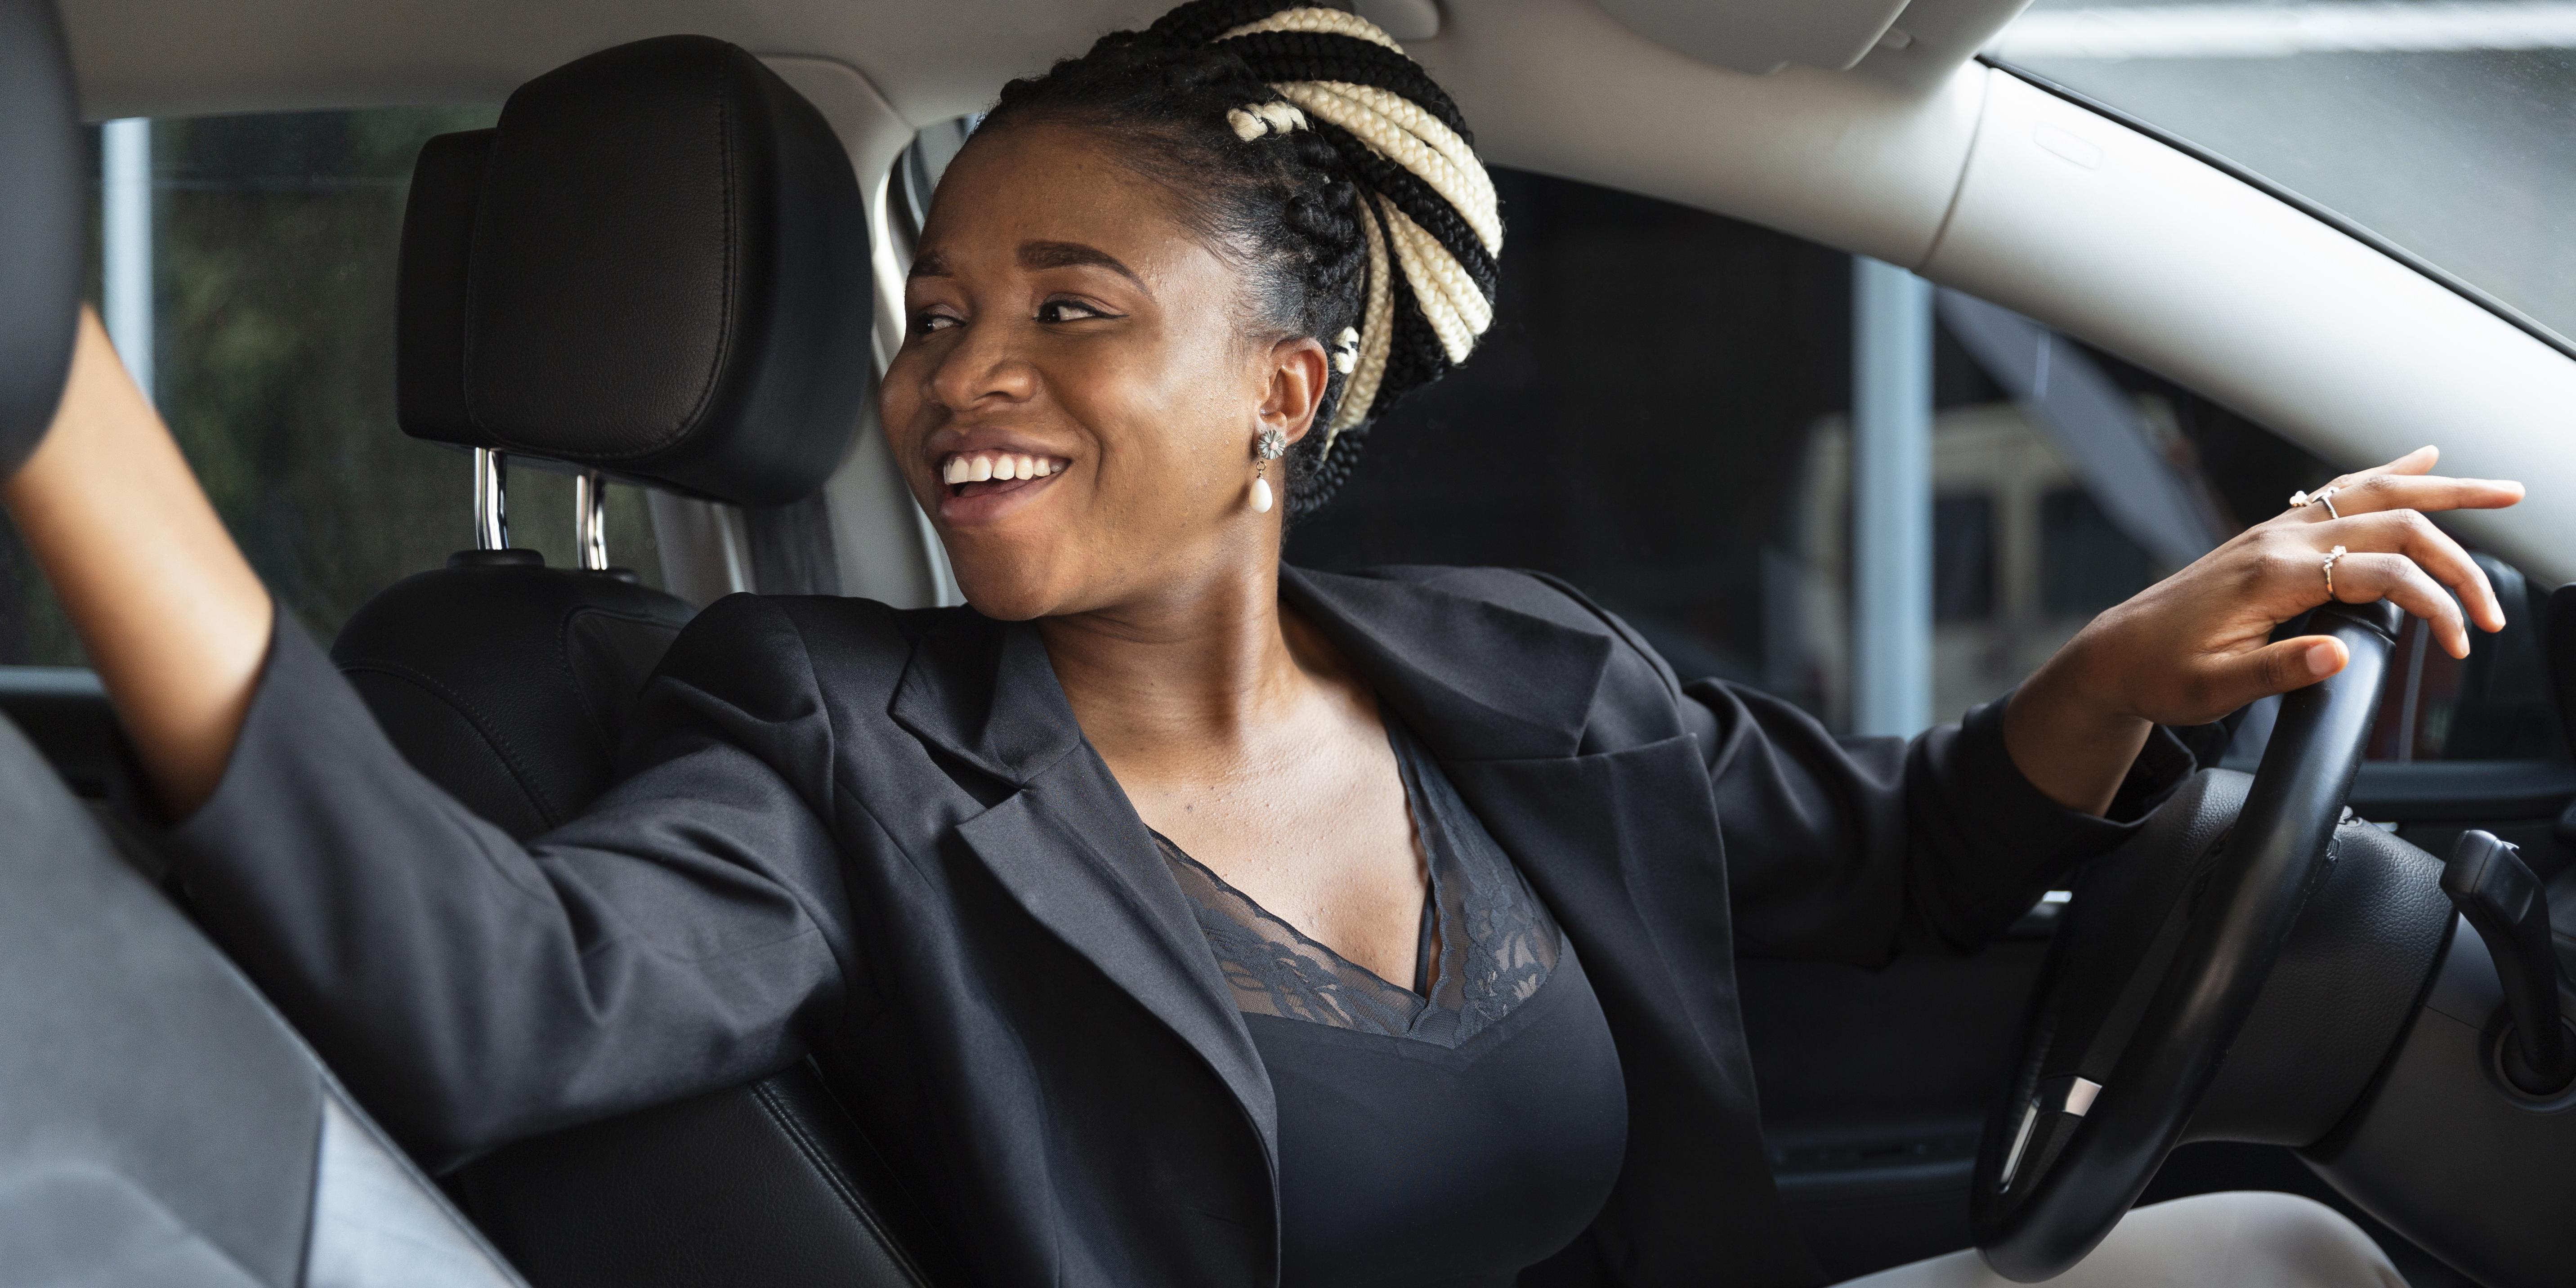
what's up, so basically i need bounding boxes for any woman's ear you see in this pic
[1260,334,1331,445]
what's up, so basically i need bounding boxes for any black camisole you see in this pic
[1154,717,1628,1287]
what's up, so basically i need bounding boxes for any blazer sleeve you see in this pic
[164,595,856,1170]
[1686,675,2205,963]
[1473,567,2212,965]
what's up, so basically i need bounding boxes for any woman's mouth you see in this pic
[935,449,1071,523]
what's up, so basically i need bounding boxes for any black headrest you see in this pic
[0,0,81,478]
[398,35,870,507]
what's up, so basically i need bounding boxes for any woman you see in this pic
[0,3,2520,1284]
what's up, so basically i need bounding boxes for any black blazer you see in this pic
[171,565,2180,1288]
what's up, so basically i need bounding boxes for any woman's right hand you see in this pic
[2005,446,2520,814]
[3,307,273,815]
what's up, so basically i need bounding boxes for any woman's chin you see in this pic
[947,555,1071,622]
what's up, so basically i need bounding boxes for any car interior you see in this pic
[5,0,2576,1286]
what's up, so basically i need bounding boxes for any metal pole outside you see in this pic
[1851,256,1934,738]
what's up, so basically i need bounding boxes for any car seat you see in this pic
[327,35,942,1288]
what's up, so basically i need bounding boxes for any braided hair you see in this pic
[979,1,1501,516]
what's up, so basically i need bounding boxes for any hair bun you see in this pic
[1172,3,1501,455]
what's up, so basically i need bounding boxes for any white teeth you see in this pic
[943,452,1065,486]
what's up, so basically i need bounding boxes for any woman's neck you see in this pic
[1039,559,1341,774]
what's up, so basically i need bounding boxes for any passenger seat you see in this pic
[332,35,941,1288]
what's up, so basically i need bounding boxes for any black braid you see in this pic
[1378,255,1449,400]
[977,1,1498,517]
[1306,118,1497,298]
[1137,0,1282,46]
[1208,32,1476,146]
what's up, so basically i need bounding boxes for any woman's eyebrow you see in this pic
[1020,240,1149,292]
[908,250,950,280]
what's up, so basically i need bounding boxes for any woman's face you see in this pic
[881,121,1328,621]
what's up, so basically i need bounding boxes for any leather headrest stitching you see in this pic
[396,35,870,506]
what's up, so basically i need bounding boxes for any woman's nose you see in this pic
[926,319,1039,413]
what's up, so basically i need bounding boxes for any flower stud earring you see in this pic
[1250,429,1288,514]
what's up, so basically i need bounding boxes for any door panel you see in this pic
[0,709,526,1286]
[1739,940,2048,1280]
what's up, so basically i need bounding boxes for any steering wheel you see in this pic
[1971,598,2405,1281]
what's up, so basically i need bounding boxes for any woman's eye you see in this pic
[1037,299,1112,324]
[911,311,960,336]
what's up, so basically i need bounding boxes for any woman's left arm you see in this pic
[2004,447,2523,815]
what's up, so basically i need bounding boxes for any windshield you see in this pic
[1988,0,2576,349]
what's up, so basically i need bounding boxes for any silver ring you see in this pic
[2321,544,2347,598]
[2289,486,2342,520]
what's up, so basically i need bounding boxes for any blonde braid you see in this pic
[1273,82,1499,255]
[1218,6,1404,53]
[1328,195,1397,443]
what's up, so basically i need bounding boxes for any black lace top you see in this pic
[1154,714,1628,1287]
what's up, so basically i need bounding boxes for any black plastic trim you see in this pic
[1979,57,2576,365]
[2350,760,2576,822]
[0,666,145,809]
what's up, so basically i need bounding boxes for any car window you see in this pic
[0,107,668,669]
[1989,0,2576,349]
[1272,164,2562,763]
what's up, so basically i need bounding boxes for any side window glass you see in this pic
[0,107,669,669]
[1285,165,2565,764]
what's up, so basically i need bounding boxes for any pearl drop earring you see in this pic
[1250,429,1287,514]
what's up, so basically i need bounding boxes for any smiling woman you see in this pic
[0,4,2529,1288]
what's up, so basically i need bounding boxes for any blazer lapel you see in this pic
[888,610,1275,1155]
[1277,566,1611,762]
[1280,567,1750,1065]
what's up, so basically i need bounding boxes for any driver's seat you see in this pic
[328,36,944,1288]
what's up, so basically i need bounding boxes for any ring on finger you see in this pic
[2289,485,2343,520]
[2321,544,2348,598]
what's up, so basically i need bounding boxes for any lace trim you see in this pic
[1156,716,1559,1048]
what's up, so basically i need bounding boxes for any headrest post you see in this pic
[474,447,510,550]
[575,469,609,570]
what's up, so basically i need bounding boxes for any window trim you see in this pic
[1979,55,2576,366]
